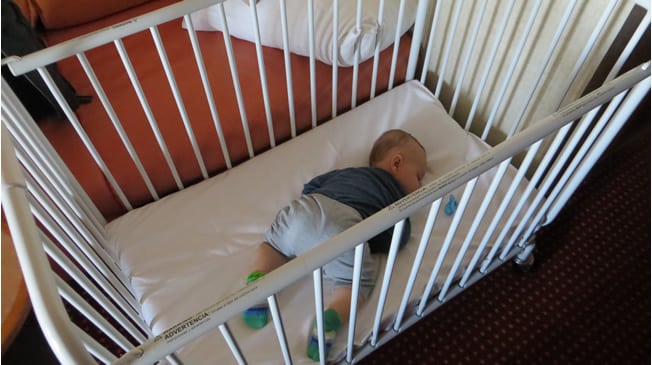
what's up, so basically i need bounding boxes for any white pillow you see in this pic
[186,0,418,66]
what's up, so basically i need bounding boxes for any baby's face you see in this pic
[391,142,427,194]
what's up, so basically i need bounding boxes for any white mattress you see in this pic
[107,80,530,364]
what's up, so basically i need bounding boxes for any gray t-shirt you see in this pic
[302,167,411,253]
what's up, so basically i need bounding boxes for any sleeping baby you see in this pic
[241,129,427,361]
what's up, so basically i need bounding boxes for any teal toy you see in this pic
[445,194,458,216]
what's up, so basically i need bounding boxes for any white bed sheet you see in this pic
[106,80,531,364]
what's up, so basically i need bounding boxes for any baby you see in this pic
[242,129,427,361]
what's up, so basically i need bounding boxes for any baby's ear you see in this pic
[391,153,404,170]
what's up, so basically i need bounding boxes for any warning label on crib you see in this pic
[163,311,210,341]
[390,153,495,212]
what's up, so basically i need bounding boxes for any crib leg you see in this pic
[512,239,536,273]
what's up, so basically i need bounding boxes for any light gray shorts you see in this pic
[265,193,378,298]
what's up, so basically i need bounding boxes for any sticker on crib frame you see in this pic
[391,153,495,212]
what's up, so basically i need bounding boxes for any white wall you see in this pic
[420,0,638,145]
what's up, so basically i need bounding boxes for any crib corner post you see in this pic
[512,237,537,273]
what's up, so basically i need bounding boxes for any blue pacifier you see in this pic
[444,194,458,216]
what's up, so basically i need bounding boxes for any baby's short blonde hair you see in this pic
[368,129,423,167]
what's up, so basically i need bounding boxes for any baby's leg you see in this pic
[251,241,289,274]
[243,242,289,329]
[306,287,353,361]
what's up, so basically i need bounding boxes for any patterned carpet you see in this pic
[3,99,649,365]
[359,98,651,365]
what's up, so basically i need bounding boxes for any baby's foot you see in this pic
[242,271,268,329]
[306,309,341,361]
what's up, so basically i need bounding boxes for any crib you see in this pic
[1,0,650,364]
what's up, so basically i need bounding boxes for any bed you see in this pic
[1,0,650,364]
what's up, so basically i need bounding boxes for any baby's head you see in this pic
[369,129,427,193]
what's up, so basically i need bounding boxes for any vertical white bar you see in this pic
[480,120,588,272]
[351,0,362,107]
[57,277,134,351]
[268,294,292,365]
[150,25,209,178]
[419,0,442,84]
[114,39,184,190]
[4,112,110,250]
[438,177,482,300]
[36,66,135,209]
[393,199,441,331]
[33,199,148,334]
[331,0,340,118]
[538,81,649,232]
[449,0,488,116]
[406,0,429,81]
[1,125,96,365]
[346,243,365,363]
[433,0,463,98]
[480,0,543,140]
[499,92,628,259]
[505,0,578,137]
[370,220,405,346]
[463,0,516,130]
[218,324,247,365]
[308,0,318,127]
[557,0,619,107]
[417,180,475,313]
[248,0,276,147]
[76,53,160,200]
[458,158,516,285]
[2,75,107,228]
[45,237,148,341]
[216,4,255,158]
[76,325,117,364]
[183,15,233,168]
[387,0,406,91]
[278,0,297,138]
[312,268,326,365]
[369,0,385,98]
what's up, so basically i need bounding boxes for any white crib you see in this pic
[1,0,650,364]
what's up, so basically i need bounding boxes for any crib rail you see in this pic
[1,0,650,364]
[109,63,650,364]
